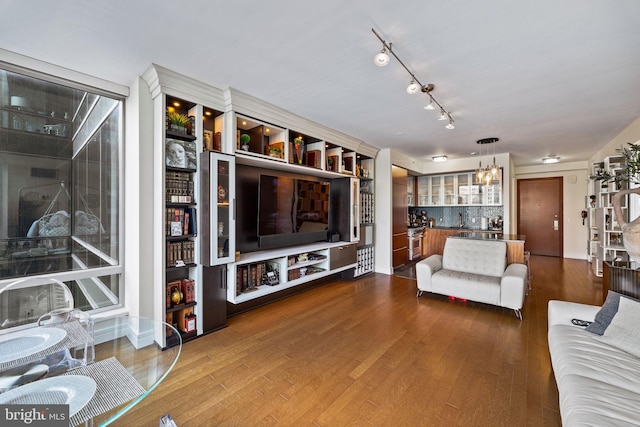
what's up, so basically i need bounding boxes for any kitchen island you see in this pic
[449,231,526,264]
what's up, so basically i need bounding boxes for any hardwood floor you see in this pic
[117,255,603,426]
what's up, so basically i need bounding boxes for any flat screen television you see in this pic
[258,174,330,248]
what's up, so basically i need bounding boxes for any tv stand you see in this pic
[227,241,356,304]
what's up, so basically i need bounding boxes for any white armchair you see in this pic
[416,237,528,319]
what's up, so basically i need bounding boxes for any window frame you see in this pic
[0,56,127,317]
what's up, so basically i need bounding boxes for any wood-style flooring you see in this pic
[116,255,603,426]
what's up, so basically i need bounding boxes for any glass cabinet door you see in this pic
[203,151,235,265]
[457,173,469,205]
[470,182,483,205]
[407,176,414,207]
[485,174,502,205]
[417,176,429,206]
[430,176,441,205]
[443,175,455,205]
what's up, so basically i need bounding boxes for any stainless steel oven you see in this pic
[408,227,424,261]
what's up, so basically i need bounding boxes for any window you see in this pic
[0,66,123,323]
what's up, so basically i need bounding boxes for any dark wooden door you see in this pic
[517,177,563,257]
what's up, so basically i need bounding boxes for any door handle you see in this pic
[553,215,559,231]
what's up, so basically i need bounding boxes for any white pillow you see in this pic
[594,296,640,358]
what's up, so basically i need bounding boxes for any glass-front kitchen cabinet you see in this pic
[414,172,502,206]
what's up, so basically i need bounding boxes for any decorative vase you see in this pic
[613,188,640,264]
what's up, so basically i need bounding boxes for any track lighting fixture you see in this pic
[374,47,390,67]
[371,28,455,130]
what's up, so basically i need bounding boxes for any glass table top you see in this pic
[0,314,181,426]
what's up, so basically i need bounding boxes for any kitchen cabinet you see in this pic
[415,172,501,206]
[444,175,455,205]
[407,176,415,207]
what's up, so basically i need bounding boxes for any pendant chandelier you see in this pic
[475,138,500,185]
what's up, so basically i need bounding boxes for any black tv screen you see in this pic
[258,174,330,248]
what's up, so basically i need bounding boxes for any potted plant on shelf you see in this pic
[326,156,333,171]
[267,145,282,158]
[240,133,250,151]
[167,111,191,134]
[590,141,640,264]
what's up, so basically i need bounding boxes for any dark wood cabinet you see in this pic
[392,166,408,268]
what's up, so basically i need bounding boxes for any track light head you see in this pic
[445,120,455,130]
[407,80,420,94]
[437,110,448,120]
[374,48,390,67]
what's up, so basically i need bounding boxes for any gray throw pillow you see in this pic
[585,291,622,335]
[593,296,640,358]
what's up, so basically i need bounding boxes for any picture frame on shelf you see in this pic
[166,138,197,169]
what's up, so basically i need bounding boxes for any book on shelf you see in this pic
[186,207,197,235]
[166,207,191,236]
[176,307,195,333]
[165,171,194,203]
[166,241,195,266]
[181,278,195,303]
[165,312,174,336]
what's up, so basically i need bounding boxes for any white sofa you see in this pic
[415,237,528,318]
[548,299,640,426]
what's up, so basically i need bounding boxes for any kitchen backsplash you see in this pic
[409,206,504,229]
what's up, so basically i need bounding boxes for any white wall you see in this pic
[124,77,155,318]
[374,149,393,275]
[591,116,640,164]
[514,162,590,260]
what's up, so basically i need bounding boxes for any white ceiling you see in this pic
[2,0,640,166]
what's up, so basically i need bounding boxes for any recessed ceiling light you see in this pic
[432,155,448,162]
[543,156,560,164]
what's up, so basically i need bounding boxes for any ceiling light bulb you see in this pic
[407,80,420,94]
[438,110,448,121]
[445,120,455,130]
[432,155,447,162]
[374,49,390,67]
[424,100,435,110]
